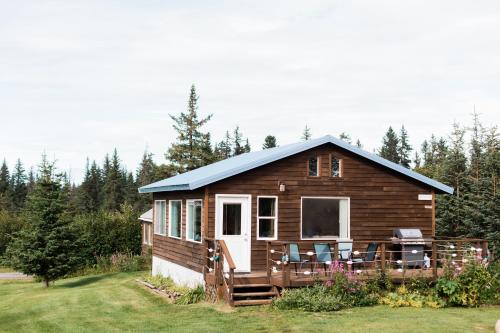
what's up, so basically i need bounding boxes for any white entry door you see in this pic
[215,194,251,272]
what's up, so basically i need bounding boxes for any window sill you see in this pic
[168,235,182,240]
[186,239,203,244]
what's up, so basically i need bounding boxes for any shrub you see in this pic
[436,259,498,307]
[0,210,23,257]
[380,285,446,309]
[273,284,345,312]
[176,285,205,305]
[73,252,148,276]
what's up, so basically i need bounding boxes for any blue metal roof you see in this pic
[138,135,454,194]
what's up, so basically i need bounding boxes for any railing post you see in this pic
[266,242,271,282]
[229,268,234,307]
[482,241,489,262]
[432,241,437,280]
[281,244,290,287]
[380,243,386,273]
[333,242,339,262]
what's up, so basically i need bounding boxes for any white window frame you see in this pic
[168,200,183,239]
[143,223,152,245]
[330,155,342,178]
[300,196,351,240]
[186,199,203,244]
[308,156,320,177]
[256,196,278,240]
[154,200,167,236]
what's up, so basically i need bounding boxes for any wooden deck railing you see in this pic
[204,237,236,306]
[266,238,492,287]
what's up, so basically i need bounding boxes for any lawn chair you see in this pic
[314,243,333,274]
[351,242,379,268]
[288,243,309,273]
[337,242,353,261]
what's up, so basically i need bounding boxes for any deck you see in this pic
[203,237,492,306]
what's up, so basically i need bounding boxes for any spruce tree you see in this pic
[166,84,213,173]
[10,159,28,211]
[214,131,233,160]
[102,149,126,211]
[355,139,363,148]
[0,160,11,210]
[262,135,278,149]
[232,126,245,156]
[243,138,251,153]
[398,125,412,168]
[339,132,352,144]
[302,125,312,141]
[379,126,400,163]
[5,156,80,287]
[77,160,103,213]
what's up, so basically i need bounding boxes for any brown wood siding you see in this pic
[152,190,205,273]
[207,143,435,271]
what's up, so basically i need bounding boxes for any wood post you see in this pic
[229,268,234,307]
[281,244,290,287]
[266,242,271,282]
[380,243,386,272]
[333,242,339,262]
[432,241,437,280]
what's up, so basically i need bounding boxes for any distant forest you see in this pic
[1,84,499,256]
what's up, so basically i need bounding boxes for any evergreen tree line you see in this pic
[0,83,497,286]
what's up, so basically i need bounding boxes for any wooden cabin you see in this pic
[139,135,459,305]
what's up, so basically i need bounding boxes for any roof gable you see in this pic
[139,135,454,194]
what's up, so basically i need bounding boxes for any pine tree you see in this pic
[398,125,412,168]
[233,126,245,156]
[302,125,312,141]
[77,159,103,213]
[166,84,213,173]
[262,135,278,149]
[200,133,216,165]
[0,160,11,210]
[136,151,157,211]
[379,126,400,163]
[243,138,251,153]
[339,132,352,144]
[355,139,363,148]
[10,159,28,211]
[214,131,233,161]
[5,156,80,287]
[102,149,126,211]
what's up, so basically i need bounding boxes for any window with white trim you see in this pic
[186,199,202,243]
[331,155,342,177]
[143,223,152,245]
[257,196,278,240]
[301,197,349,239]
[169,200,182,239]
[154,200,166,235]
[308,157,319,176]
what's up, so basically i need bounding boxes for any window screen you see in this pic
[301,198,349,239]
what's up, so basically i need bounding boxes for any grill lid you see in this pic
[393,228,423,239]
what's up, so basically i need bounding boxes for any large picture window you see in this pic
[154,200,166,235]
[187,199,202,243]
[301,197,349,239]
[257,196,278,240]
[169,200,182,239]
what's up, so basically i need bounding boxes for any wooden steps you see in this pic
[231,275,278,307]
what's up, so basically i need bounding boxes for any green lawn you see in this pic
[0,272,497,333]
[0,266,14,273]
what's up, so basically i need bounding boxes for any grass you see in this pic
[0,272,498,333]
[0,266,14,273]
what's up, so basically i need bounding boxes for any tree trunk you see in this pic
[42,278,49,288]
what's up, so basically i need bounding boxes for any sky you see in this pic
[1,0,499,183]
